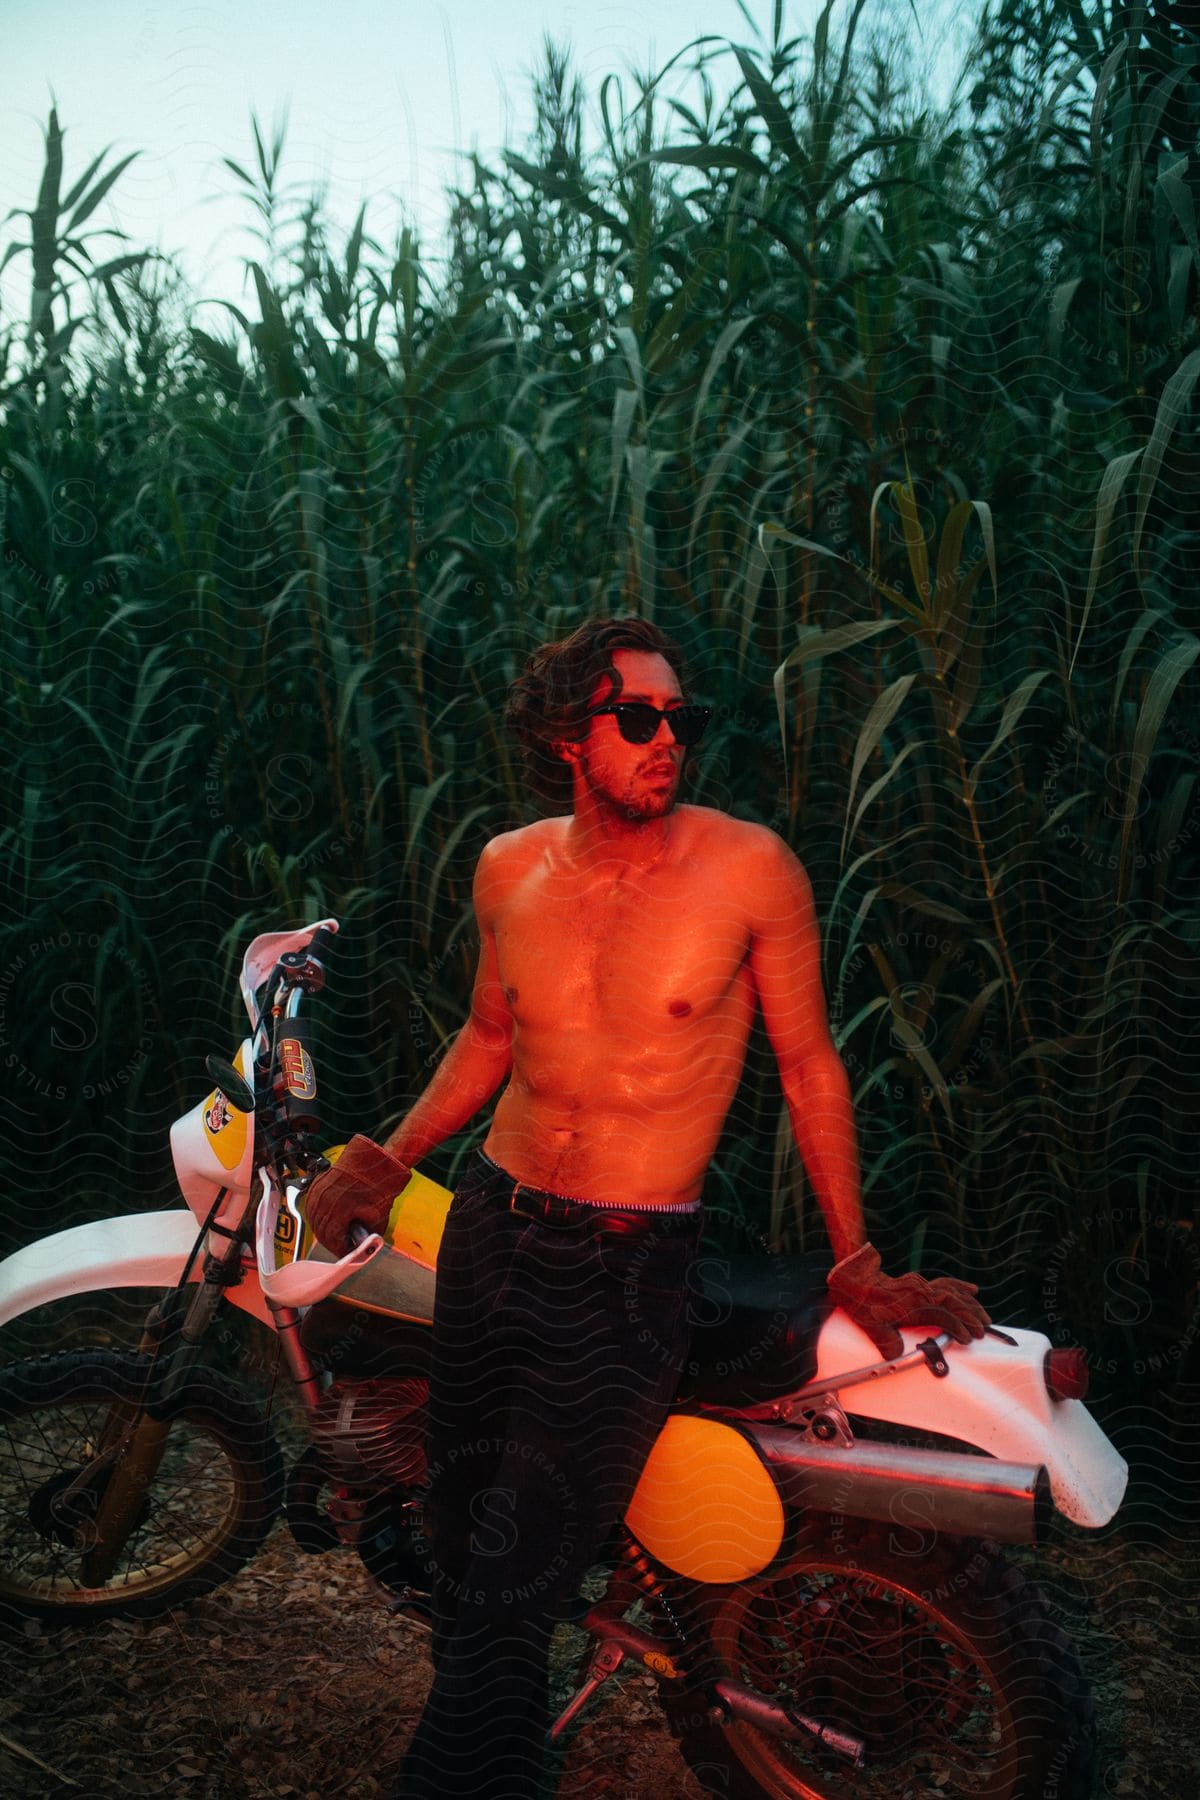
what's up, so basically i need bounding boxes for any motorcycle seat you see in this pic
[678,1252,833,1406]
[300,1250,834,1407]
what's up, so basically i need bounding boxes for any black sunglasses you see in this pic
[587,702,711,746]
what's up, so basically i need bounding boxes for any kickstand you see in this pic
[548,1640,627,1740]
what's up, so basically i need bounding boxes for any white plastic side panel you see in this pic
[0,1212,273,1330]
[815,1312,1129,1528]
[169,1037,257,1230]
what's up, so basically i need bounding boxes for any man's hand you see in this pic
[301,1134,411,1257]
[827,1242,991,1361]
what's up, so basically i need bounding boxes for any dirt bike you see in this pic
[0,916,1126,1799]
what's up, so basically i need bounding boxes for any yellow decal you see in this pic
[202,1088,247,1171]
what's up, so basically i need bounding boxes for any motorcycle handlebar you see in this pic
[305,924,337,970]
[254,925,338,1165]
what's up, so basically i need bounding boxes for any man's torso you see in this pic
[481,805,773,1206]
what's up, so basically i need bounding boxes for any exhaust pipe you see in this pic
[749,1428,1052,1545]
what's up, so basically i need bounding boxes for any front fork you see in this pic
[78,1208,324,1586]
[78,1253,234,1583]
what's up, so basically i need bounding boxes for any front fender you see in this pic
[0,1212,273,1332]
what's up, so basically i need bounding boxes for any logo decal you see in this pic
[204,1091,231,1134]
[280,1038,317,1099]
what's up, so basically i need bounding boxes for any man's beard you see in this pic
[619,793,675,821]
[580,751,684,823]
[616,771,680,822]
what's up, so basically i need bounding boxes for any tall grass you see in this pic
[1,1,1198,1426]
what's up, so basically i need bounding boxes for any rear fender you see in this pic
[0,1212,273,1331]
[815,1312,1128,1527]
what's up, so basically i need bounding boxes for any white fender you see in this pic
[0,1212,274,1331]
[815,1311,1128,1528]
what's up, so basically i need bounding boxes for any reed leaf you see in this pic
[1132,346,1200,579]
[968,671,1052,796]
[1117,632,1200,891]
[840,674,917,865]
[1112,608,1167,720]
[1072,447,1143,680]
[690,315,757,447]
[687,408,756,567]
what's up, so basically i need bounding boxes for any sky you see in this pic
[1,0,971,331]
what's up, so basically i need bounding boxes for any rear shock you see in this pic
[614,1530,717,1689]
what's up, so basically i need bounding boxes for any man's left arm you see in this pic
[745,828,990,1355]
[744,830,865,1263]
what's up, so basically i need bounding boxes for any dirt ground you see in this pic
[0,1523,706,1800]
[0,1517,1196,1799]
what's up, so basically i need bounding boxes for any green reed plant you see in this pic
[1,1,1197,1405]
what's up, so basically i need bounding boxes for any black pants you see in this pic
[395,1150,703,1799]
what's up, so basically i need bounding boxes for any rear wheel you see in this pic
[660,1521,1095,1800]
[0,1349,283,1623]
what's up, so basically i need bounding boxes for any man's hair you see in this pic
[504,616,692,812]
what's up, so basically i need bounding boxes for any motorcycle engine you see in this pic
[310,1376,429,1487]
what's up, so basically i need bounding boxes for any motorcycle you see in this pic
[0,916,1126,1800]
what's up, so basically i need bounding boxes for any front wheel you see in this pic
[660,1520,1095,1800]
[0,1349,283,1623]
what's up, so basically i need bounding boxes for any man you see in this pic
[306,616,989,1799]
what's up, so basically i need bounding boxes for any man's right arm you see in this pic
[379,840,515,1168]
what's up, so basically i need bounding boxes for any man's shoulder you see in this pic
[678,810,809,923]
[480,816,564,864]
[474,817,563,893]
[679,807,792,864]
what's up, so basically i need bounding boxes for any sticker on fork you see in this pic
[280,1037,317,1098]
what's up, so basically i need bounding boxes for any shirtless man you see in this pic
[305,617,989,1800]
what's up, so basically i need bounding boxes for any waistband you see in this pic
[473,1147,703,1227]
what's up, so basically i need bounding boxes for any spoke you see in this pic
[0,1416,79,1498]
[725,1565,1008,1796]
[93,1442,236,1580]
[120,1486,232,1574]
[0,1354,275,1618]
[0,1404,234,1595]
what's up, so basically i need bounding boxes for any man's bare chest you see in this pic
[493,871,751,1026]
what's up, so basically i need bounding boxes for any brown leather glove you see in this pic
[301,1134,410,1257]
[827,1241,991,1361]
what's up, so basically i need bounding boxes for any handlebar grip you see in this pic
[306,925,336,967]
[348,1222,370,1249]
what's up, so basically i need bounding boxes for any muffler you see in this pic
[750,1428,1052,1545]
